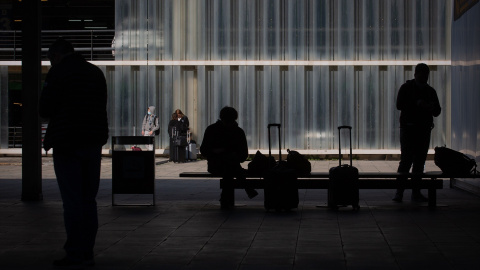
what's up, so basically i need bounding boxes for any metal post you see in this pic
[21,0,43,201]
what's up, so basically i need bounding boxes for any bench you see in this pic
[178,171,463,209]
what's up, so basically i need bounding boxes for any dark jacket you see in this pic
[175,116,189,135]
[39,53,109,151]
[396,79,441,128]
[200,120,248,175]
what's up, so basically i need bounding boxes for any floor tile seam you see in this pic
[124,203,195,269]
[184,202,232,268]
[335,207,348,269]
[238,208,267,269]
[414,212,468,269]
[292,189,308,269]
[365,201,402,269]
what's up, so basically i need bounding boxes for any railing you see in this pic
[0,30,115,61]
[8,125,47,148]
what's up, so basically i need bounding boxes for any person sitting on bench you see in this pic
[200,106,258,208]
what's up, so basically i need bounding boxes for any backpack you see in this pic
[286,149,312,176]
[434,146,477,176]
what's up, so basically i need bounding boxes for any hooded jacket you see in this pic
[142,106,159,135]
[200,120,248,175]
[39,53,109,151]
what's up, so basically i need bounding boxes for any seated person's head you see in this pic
[219,107,238,124]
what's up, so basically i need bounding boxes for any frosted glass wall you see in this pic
[451,3,480,161]
[111,0,451,151]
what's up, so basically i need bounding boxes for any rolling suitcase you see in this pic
[169,127,177,162]
[174,135,188,163]
[328,126,360,210]
[186,132,197,161]
[264,123,299,211]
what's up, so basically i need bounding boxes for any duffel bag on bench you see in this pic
[434,146,477,176]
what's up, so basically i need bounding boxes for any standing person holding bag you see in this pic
[141,106,159,151]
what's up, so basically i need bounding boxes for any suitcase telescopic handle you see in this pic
[337,126,353,167]
[268,123,282,161]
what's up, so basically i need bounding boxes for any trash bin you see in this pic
[112,136,155,206]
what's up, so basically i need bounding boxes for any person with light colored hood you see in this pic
[142,106,159,150]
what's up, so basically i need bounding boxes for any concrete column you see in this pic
[21,0,43,201]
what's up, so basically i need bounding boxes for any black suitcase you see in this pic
[174,135,188,163]
[328,126,360,210]
[264,123,299,211]
[169,127,177,162]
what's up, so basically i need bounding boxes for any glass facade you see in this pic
[108,0,452,151]
[0,0,452,152]
[451,2,480,161]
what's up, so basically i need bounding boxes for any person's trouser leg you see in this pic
[411,128,431,199]
[394,128,414,201]
[54,147,101,260]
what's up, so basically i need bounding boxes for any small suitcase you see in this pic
[186,132,197,161]
[264,123,299,211]
[328,126,360,210]
[187,142,197,160]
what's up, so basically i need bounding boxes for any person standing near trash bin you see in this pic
[141,106,159,150]
[39,38,108,268]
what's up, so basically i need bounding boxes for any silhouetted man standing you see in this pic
[393,63,441,202]
[40,38,108,268]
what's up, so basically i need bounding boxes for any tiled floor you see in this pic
[1,157,480,269]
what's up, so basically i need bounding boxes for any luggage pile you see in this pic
[170,127,197,163]
[248,123,312,212]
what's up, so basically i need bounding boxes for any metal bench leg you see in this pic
[428,188,436,209]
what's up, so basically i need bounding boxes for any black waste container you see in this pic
[112,136,155,206]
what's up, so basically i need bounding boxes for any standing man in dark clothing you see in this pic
[39,38,108,268]
[200,107,258,209]
[393,63,441,202]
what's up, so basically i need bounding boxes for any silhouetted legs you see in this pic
[53,147,102,262]
[394,127,431,202]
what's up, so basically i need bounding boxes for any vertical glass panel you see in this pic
[385,0,405,60]
[358,66,380,148]
[360,0,380,60]
[312,0,330,60]
[0,66,8,148]
[244,66,258,148]
[336,0,354,60]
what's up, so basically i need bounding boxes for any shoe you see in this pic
[412,193,428,202]
[84,256,95,267]
[392,192,403,202]
[53,257,84,269]
[246,189,258,199]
